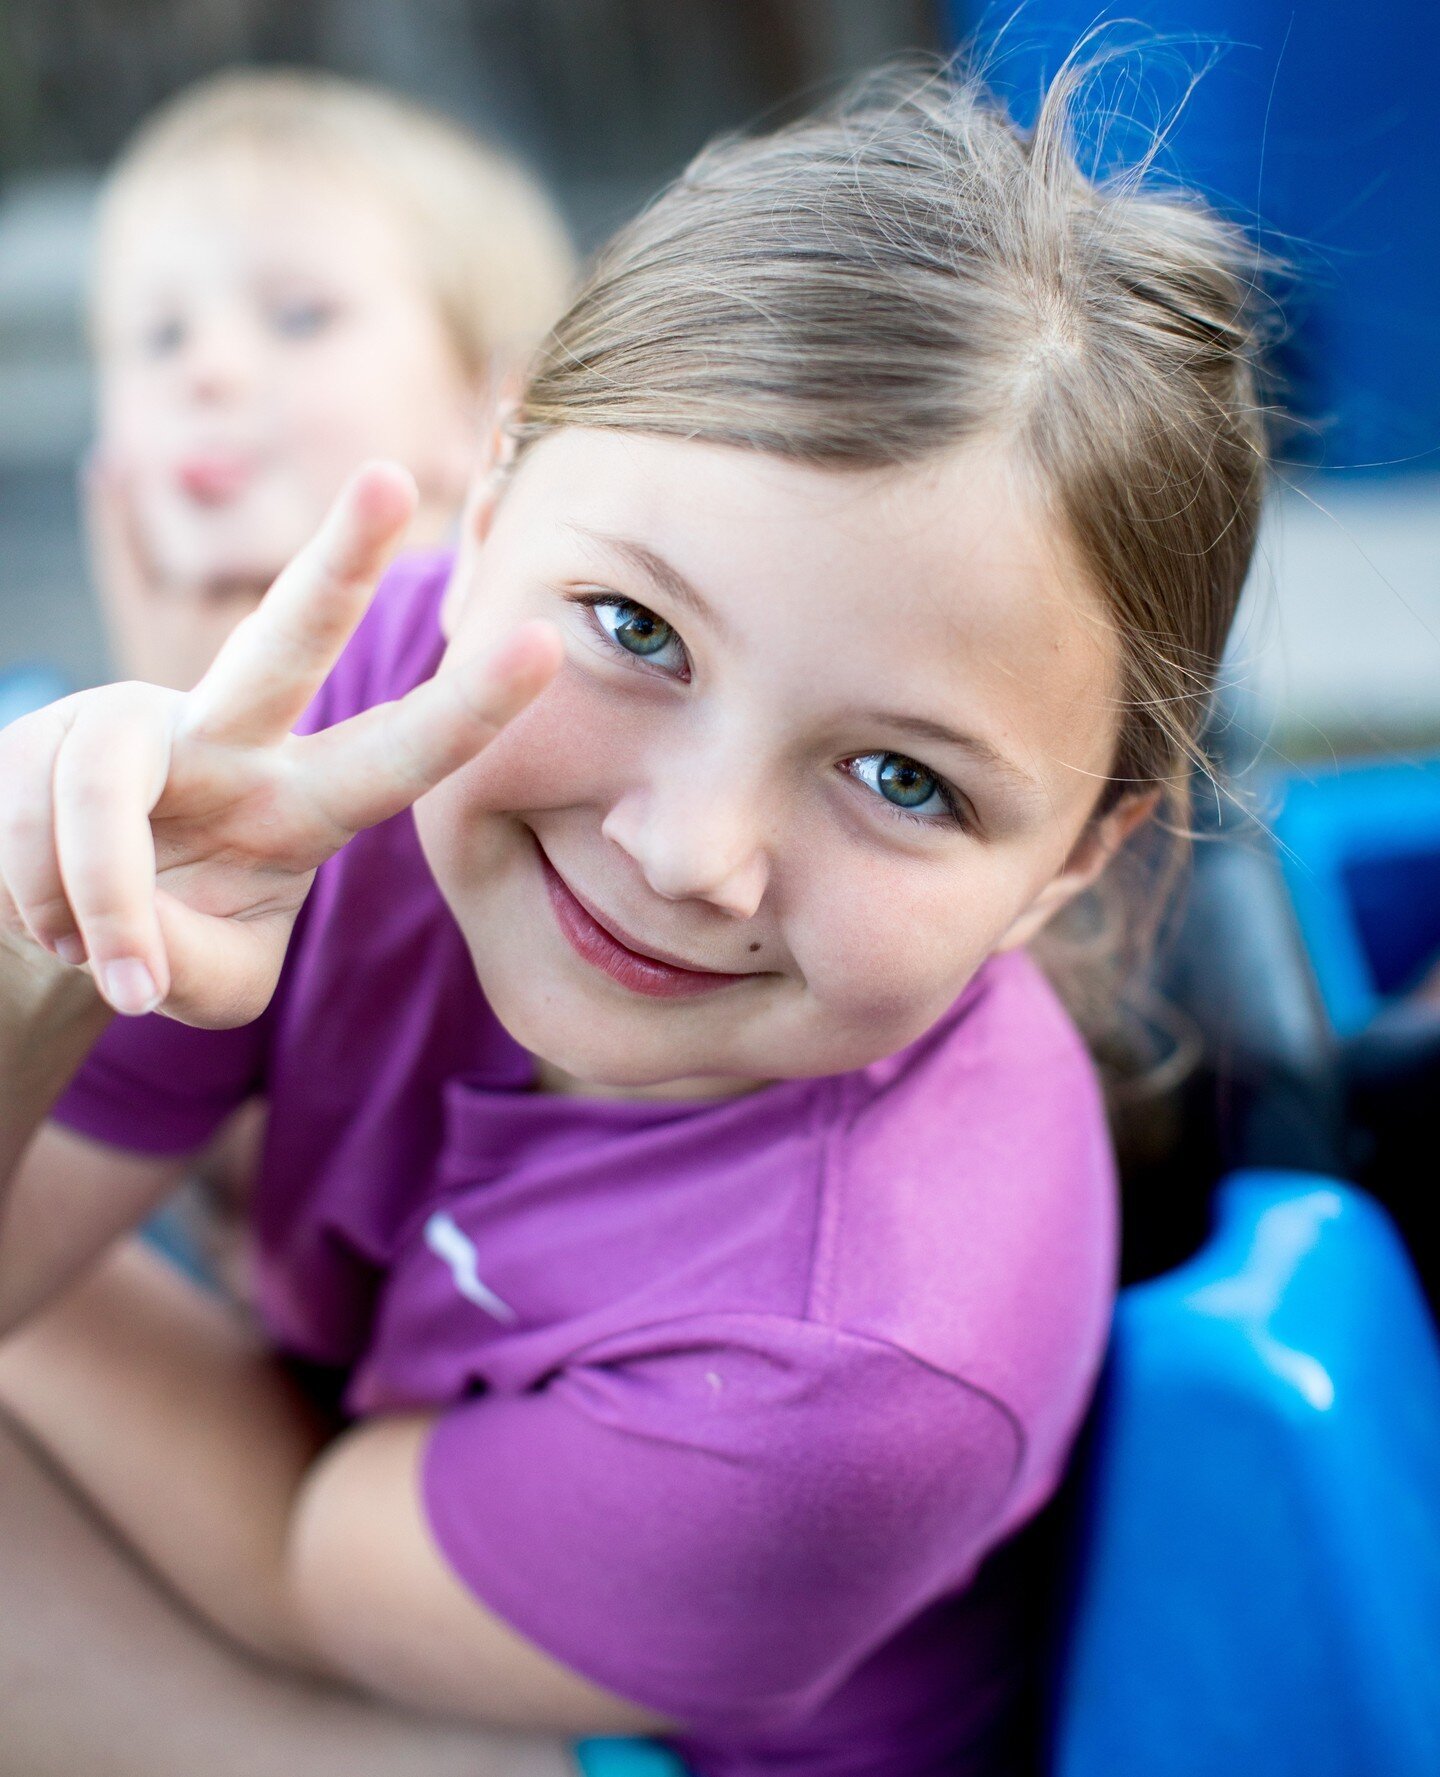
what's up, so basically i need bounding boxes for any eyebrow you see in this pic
[859,711,1040,795]
[565,525,730,638]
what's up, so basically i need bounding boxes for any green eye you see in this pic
[594,598,677,659]
[604,600,672,657]
[877,754,939,807]
[846,751,961,825]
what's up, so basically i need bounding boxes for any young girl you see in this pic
[89,68,575,692]
[0,56,1268,1777]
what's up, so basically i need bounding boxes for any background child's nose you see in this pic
[181,317,259,401]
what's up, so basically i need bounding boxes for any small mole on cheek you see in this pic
[748,942,761,953]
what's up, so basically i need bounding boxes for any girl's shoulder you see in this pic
[812,947,1118,1515]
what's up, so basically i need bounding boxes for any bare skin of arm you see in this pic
[0,943,148,1333]
[0,1406,575,1777]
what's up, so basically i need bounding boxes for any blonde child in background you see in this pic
[85,71,575,1291]
[88,69,575,693]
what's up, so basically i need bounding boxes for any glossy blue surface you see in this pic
[1270,755,1440,1034]
[1048,1172,1440,1776]
[574,1738,688,1776]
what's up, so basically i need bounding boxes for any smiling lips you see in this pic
[538,846,756,999]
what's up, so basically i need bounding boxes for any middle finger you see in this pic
[184,462,417,751]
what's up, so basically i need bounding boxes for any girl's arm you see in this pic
[0,1406,575,1777]
[0,1236,674,1739]
[0,932,188,1331]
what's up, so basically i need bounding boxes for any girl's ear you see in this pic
[440,418,518,639]
[992,789,1160,954]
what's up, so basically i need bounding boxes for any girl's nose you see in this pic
[601,763,773,920]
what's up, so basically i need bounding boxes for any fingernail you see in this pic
[100,959,160,1017]
[54,935,86,966]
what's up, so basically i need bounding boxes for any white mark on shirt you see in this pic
[423,1211,518,1324]
[705,1370,724,1392]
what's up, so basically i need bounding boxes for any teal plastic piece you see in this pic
[1270,755,1440,1035]
[0,664,69,730]
[1049,1172,1440,1776]
[574,1738,688,1776]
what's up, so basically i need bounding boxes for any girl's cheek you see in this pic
[440,661,647,818]
[795,846,1008,1044]
[815,880,958,1017]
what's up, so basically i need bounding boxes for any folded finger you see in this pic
[0,701,84,960]
[52,686,175,1015]
[297,621,563,837]
[186,462,417,750]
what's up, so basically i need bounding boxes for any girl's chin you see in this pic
[481,981,734,1094]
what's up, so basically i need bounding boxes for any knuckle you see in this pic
[0,797,49,855]
[77,911,155,965]
[19,895,77,947]
[55,767,118,820]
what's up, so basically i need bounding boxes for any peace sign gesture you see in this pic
[0,463,560,1028]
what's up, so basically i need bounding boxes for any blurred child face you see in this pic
[415,430,1148,1097]
[94,152,480,587]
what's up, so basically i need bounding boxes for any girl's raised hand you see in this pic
[0,463,560,1029]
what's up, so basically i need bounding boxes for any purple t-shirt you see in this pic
[53,553,1118,1777]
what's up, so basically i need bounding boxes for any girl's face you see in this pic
[94,153,480,587]
[416,429,1147,1097]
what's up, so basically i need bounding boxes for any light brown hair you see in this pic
[513,53,1275,1071]
[94,68,576,378]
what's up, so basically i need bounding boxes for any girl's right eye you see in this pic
[576,594,690,678]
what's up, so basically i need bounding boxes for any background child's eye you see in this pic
[142,315,186,358]
[268,298,340,340]
[846,752,963,824]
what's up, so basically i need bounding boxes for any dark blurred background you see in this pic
[2,0,1439,758]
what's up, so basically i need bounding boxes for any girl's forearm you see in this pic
[0,1408,575,1777]
[0,933,112,1203]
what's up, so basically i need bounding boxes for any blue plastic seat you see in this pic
[585,1171,1440,1776]
[1047,1171,1440,1776]
[1271,754,1440,1036]
[583,1171,1440,1774]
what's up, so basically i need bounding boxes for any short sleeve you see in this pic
[49,1011,267,1156]
[421,1313,1022,1734]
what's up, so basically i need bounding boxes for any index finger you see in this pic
[296,621,564,838]
[184,462,417,748]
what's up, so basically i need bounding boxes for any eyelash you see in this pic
[567,590,971,834]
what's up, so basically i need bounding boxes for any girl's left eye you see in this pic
[579,595,689,676]
[845,752,965,827]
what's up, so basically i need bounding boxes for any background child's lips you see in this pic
[174,451,258,505]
